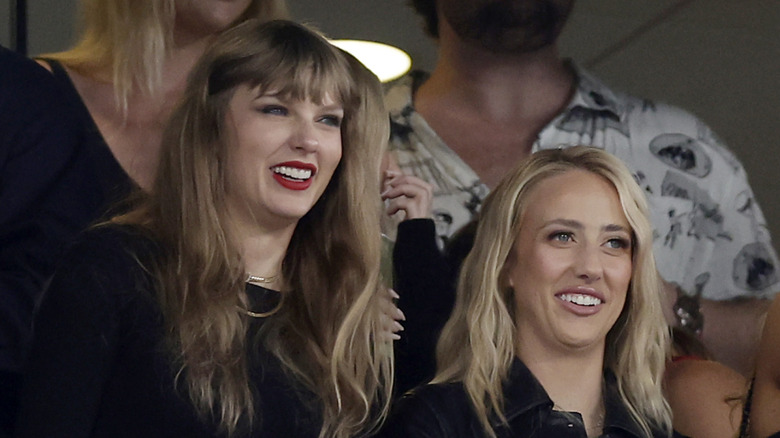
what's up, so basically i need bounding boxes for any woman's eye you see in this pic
[605,238,630,250]
[261,105,287,116]
[319,115,342,127]
[549,232,573,243]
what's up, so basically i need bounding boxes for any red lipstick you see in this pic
[271,161,317,191]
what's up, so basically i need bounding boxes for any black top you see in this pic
[380,359,686,438]
[16,226,323,437]
[0,54,136,375]
[42,59,135,213]
[0,48,95,375]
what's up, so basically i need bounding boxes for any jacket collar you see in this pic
[496,358,553,425]
[496,359,652,437]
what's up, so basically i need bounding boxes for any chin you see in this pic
[556,329,607,351]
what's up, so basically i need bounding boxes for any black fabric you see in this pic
[41,59,134,215]
[16,226,323,437]
[392,219,454,394]
[380,359,686,438]
[0,47,108,436]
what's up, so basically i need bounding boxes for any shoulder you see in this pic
[751,296,780,436]
[50,224,159,300]
[574,65,731,151]
[381,382,476,437]
[0,47,73,116]
[65,224,157,265]
[663,359,746,438]
[0,47,74,126]
[0,46,55,88]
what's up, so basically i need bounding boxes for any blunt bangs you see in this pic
[206,20,355,110]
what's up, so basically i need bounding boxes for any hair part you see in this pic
[114,19,391,437]
[434,146,672,437]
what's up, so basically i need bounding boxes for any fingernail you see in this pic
[391,333,401,341]
[389,289,400,299]
[393,321,405,332]
[396,308,406,321]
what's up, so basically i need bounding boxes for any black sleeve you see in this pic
[392,219,456,394]
[0,47,100,378]
[14,233,126,438]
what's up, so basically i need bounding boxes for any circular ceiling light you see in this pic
[330,39,412,83]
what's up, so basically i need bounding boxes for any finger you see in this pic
[383,174,432,191]
[385,195,432,219]
[378,289,406,322]
[379,314,403,341]
[381,184,432,202]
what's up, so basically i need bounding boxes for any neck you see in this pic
[418,21,574,124]
[518,342,605,434]
[229,214,297,290]
[148,36,210,103]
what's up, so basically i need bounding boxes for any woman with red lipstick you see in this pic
[381,147,684,438]
[17,20,393,438]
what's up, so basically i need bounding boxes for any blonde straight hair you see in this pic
[45,0,288,113]
[114,20,392,437]
[434,147,673,437]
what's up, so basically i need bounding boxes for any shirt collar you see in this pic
[496,358,553,425]
[601,372,656,437]
[566,60,625,119]
[498,358,655,437]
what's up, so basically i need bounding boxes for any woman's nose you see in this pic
[575,244,603,282]
[290,120,319,152]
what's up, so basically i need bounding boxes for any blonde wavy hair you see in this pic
[114,20,392,437]
[45,0,287,113]
[434,146,672,437]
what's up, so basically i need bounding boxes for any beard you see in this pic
[442,0,575,53]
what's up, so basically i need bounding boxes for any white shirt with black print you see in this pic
[385,64,779,301]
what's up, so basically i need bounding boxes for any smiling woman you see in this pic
[381,147,681,438]
[223,84,344,228]
[506,169,633,357]
[16,20,393,438]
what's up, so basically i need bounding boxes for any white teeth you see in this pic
[272,166,312,180]
[559,294,602,306]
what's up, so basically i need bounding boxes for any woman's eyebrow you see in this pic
[602,224,630,233]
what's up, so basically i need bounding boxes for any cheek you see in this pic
[531,247,571,280]
[607,257,633,294]
[323,137,343,174]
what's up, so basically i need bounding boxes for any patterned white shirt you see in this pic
[386,66,779,300]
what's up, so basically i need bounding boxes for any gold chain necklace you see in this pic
[246,274,278,285]
[242,273,283,318]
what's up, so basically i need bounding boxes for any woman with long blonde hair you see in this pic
[17,20,393,438]
[382,147,681,437]
[39,0,288,196]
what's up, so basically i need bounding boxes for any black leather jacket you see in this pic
[380,359,685,438]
